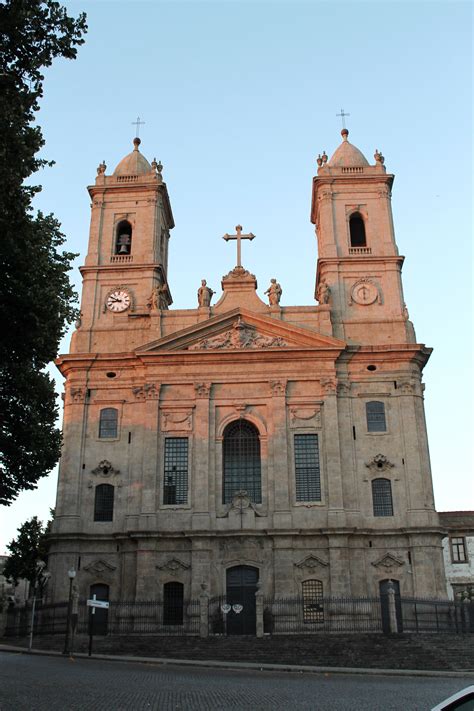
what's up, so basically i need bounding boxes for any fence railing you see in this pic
[4,595,473,638]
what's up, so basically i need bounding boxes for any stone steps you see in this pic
[3,633,474,671]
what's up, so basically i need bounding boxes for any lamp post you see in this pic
[28,561,50,652]
[62,567,76,656]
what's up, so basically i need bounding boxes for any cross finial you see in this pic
[132,116,145,137]
[336,108,350,129]
[222,225,255,268]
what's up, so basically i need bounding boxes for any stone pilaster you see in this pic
[269,380,291,527]
[321,378,346,528]
[192,382,212,529]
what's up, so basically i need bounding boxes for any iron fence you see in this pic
[263,596,383,634]
[400,597,474,634]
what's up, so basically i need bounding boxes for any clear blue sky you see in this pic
[1,0,472,552]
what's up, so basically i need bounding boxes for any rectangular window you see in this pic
[163,438,188,505]
[366,401,387,433]
[451,537,467,563]
[294,434,321,502]
[302,579,324,623]
[372,478,393,516]
[99,408,118,438]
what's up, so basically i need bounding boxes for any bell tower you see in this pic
[73,137,174,353]
[311,129,414,345]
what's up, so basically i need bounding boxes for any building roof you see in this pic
[113,137,152,176]
[439,511,474,531]
[327,129,369,168]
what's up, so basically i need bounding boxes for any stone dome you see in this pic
[113,137,152,176]
[327,129,369,168]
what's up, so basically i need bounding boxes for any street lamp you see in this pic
[62,567,76,656]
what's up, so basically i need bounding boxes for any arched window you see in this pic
[115,220,132,255]
[94,484,114,521]
[99,408,118,438]
[302,579,324,623]
[349,213,366,247]
[372,478,393,516]
[223,420,261,504]
[163,581,184,625]
[366,401,386,432]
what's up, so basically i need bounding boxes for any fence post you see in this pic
[387,582,398,634]
[199,585,209,638]
[255,586,264,638]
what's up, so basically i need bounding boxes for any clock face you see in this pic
[106,289,131,312]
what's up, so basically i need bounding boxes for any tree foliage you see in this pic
[0,1,87,505]
[3,514,52,588]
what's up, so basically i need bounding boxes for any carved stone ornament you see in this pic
[289,408,321,428]
[91,460,120,477]
[83,559,117,575]
[270,380,286,397]
[295,554,329,570]
[337,382,351,395]
[156,558,190,572]
[365,454,394,474]
[371,553,404,570]
[398,380,416,394]
[321,378,337,395]
[350,278,381,306]
[188,318,287,350]
[70,387,85,403]
[161,410,193,432]
[132,383,160,400]
[194,382,211,398]
[218,490,262,519]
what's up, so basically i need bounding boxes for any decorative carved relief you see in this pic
[270,380,286,397]
[233,403,248,416]
[219,536,264,556]
[289,407,321,428]
[70,387,85,403]
[318,190,332,202]
[156,558,190,572]
[132,383,160,400]
[321,378,337,395]
[371,553,404,570]
[188,318,287,350]
[398,380,416,394]
[365,454,394,474]
[349,278,381,306]
[161,410,193,432]
[83,560,117,575]
[194,382,211,398]
[337,382,351,395]
[218,491,262,519]
[295,554,329,570]
[91,460,120,477]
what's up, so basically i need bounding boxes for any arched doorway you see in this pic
[379,579,402,633]
[89,583,109,635]
[226,565,259,635]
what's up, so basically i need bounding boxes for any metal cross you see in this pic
[336,108,350,129]
[222,225,255,268]
[132,116,145,137]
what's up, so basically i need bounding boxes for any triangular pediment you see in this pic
[136,308,345,354]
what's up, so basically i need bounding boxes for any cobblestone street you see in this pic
[0,652,472,710]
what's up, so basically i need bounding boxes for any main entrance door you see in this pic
[226,565,259,635]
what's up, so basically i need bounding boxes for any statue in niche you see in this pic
[316,279,330,304]
[265,278,282,305]
[148,282,168,310]
[197,279,215,307]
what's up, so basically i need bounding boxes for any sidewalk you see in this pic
[1,642,473,679]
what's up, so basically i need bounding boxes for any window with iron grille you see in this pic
[94,484,114,521]
[223,420,261,504]
[294,434,321,502]
[302,579,324,623]
[366,401,386,432]
[163,581,184,625]
[99,408,118,438]
[451,537,468,563]
[372,478,393,516]
[163,438,188,505]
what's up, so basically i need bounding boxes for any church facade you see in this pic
[47,130,446,615]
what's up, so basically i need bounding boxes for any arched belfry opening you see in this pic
[349,212,366,247]
[223,419,261,504]
[115,219,132,255]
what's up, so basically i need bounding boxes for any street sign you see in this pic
[87,599,109,609]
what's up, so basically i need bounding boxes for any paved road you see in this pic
[0,652,472,711]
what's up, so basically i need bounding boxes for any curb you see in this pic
[1,644,473,678]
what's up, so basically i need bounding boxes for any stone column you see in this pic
[321,378,345,528]
[387,581,399,634]
[199,586,210,638]
[56,385,88,523]
[192,382,212,530]
[269,380,291,528]
[137,384,160,518]
[255,586,264,638]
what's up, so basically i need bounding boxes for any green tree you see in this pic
[0,1,87,505]
[3,515,52,589]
